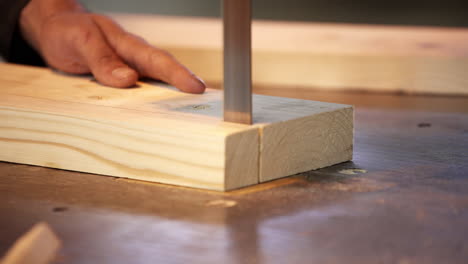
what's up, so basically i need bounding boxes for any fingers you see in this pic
[137,46,206,94]
[72,21,138,88]
[92,15,206,94]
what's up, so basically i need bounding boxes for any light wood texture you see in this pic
[111,13,468,95]
[258,104,353,182]
[1,222,61,264]
[0,64,259,191]
[0,63,352,190]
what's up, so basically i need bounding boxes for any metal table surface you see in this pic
[1,89,467,264]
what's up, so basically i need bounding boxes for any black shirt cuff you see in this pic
[0,0,45,66]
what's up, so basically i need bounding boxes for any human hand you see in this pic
[19,0,206,93]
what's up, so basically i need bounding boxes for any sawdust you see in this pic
[205,199,237,208]
[339,169,368,175]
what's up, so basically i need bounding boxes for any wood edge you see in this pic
[258,105,354,182]
[224,127,260,191]
[0,103,228,191]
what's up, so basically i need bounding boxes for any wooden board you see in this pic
[0,63,352,190]
[111,13,468,95]
[1,222,61,264]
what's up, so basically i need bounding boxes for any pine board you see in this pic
[0,63,353,190]
[112,13,468,95]
[1,222,61,264]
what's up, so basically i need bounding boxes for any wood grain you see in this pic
[259,106,353,182]
[0,63,352,190]
[111,13,468,95]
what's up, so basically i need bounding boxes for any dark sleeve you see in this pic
[0,0,45,66]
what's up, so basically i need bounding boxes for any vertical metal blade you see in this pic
[223,0,252,125]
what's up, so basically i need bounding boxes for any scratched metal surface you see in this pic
[1,91,468,264]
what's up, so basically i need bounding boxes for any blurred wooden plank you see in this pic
[111,13,468,95]
[0,63,352,190]
[1,223,61,264]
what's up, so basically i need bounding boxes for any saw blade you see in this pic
[223,0,252,125]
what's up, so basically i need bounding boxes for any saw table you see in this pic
[1,11,468,264]
[1,88,467,263]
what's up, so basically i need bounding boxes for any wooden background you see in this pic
[81,0,468,27]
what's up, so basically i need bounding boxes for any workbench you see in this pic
[1,87,467,263]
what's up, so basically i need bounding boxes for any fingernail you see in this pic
[191,75,206,93]
[195,75,206,86]
[112,67,134,80]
